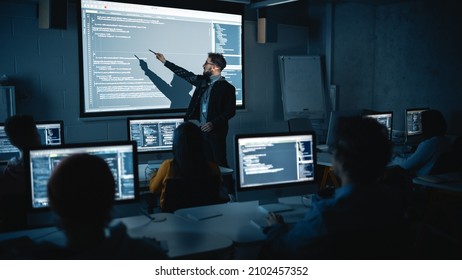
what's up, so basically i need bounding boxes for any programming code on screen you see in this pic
[406,110,425,136]
[80,0,243,115]
[28,146,136,209]
[363,113,393,139]
[129,118,183,152]
[238,135,315,188]
[0,126,20,162]
[36,123,63,145]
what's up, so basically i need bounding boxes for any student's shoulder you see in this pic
[207,160,219,168]
[207,161,223,174]
[122,237,168,259]
[109,223,168,259]
[160,159,174,167]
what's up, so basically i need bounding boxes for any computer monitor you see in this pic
[36,120,65,145]
[24,141,139,210]
[362,111,393,140]
[127,117,184,153]
[0,124,21,163]
[405,108,429,137]
[325,110,362,149]
[0,121,65,164]
[234,131,318,212]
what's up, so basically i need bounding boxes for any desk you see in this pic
[0,213,233,259]
[412,172,462,252]
[412,172,462,193]
[174,196,311,258]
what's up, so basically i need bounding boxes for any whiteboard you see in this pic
[279,56,325,120]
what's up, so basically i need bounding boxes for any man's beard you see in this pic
[203,68,212,77]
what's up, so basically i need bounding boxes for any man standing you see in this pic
[154,52,236,167]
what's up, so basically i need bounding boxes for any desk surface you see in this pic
[0,213,233,259]
[175,196,311,244]
[412,172,462,193]
[1,197,310,259]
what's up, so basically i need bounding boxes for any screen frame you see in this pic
[127,115,184,153]
[234,131,318,203]
[23,140,140,212]
[362,111,393,140]
[326,110,362,147]
[35,120,65,145]
[405,107,429,137]
[0,121,65,164]
[0,123,21,163]
[77,0,245,118]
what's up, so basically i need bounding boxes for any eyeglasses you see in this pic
[204,61,216,66]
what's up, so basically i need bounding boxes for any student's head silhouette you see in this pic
[172,122,208,177]
[48,153,115,230]
[421,109,447,139]
[332,116,392,186]
[4,114,40,151]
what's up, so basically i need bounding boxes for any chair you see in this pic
[319,166,340,190]
[288,117,313,132]
[161,177,222,213]
[429,136,462,175]
[0,174,28,232]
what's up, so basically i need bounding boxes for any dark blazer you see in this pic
[164,61,236,138]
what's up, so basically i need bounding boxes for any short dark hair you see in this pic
[4,114,40,150]
[208,52,226,70]
[422,109,447,138]
[47,153,115,227]
[332,116,392,185]
[172,122,208,178]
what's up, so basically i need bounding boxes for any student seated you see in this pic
[28,154,167,259]
[391,109,452,176]
[260,117,409,259]
[2,114,40,192]
[1,114,41,231]
[150,121,223,212]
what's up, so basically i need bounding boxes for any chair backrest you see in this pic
[161,177,221,212]
[430,152,460,175]
[288,118,313,132]
[430,136,462,175]
[0,173,28,232]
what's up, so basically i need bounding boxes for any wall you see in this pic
[331,2,376,112]
[330,0,462,134]
[0,1,309,170]
[374,1,462,133]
